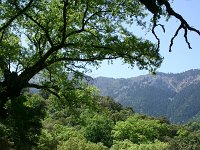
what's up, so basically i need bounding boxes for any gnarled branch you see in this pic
[139,0,200,52]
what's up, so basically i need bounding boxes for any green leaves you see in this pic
[112,115,170,144]
[110,139,168,150]
[57,137,107,150]
[81,114,114,147]
[0,95,46,149]
[0,0,164,105]
[1,0,162,78]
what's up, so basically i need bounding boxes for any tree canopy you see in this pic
[0,0,199,118]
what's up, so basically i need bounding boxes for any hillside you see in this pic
[93,69,200,124]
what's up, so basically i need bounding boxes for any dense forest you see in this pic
[1,86,200,149]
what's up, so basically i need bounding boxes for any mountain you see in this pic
[92,69,200,124]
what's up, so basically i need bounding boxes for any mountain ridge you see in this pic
[93,69,200,124]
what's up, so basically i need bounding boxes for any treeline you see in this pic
[0,85,200,150]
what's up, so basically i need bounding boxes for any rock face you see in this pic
[93,69,200,124]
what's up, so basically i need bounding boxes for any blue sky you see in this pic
[87,0,200,78]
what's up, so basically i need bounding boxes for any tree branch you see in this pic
[61,0,69,44]
[64,3,88,38]
[0,0,34,32]
[169,24,182,52]
[162,0,200,51]
[23,12,54,46]
[26,83,60,98]
[82,1,89,30]
[139,0,200,52]
[17,43,75,85]
[151,15,161,51]
[46,55,119,67]
[0,30,5,42]
[65,5,110,39]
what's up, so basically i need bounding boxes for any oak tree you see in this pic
[0,0,199,118]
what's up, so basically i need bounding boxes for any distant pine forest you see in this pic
[93,69,200,124]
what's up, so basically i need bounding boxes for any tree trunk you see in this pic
[0,72,23,119]
[0,92,9,119]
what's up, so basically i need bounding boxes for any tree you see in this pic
[110,139,168,150]
[0,0,199,118]
[0,94,46,149]
[167,128,200,150]
[82,114,114,147]
[112,115,170,144]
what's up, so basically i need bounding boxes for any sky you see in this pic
[87,0,200,78]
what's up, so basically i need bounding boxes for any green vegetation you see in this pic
[1,0,200,149]
[1,0,163,118]
[1,88,200,149]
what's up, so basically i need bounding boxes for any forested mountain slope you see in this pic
[93,69,200,123]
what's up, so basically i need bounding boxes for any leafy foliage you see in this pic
[1,89,200,149]
[0,0,163,102]
[110,139,168,150]
[36,125,84,150]
[167,130,200,150]
[0,0,169,123]
[33,91,174,149]
[81,114,114,147]
[0,94,46,149]
[112,115,171,144]
[57,137,107,150]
